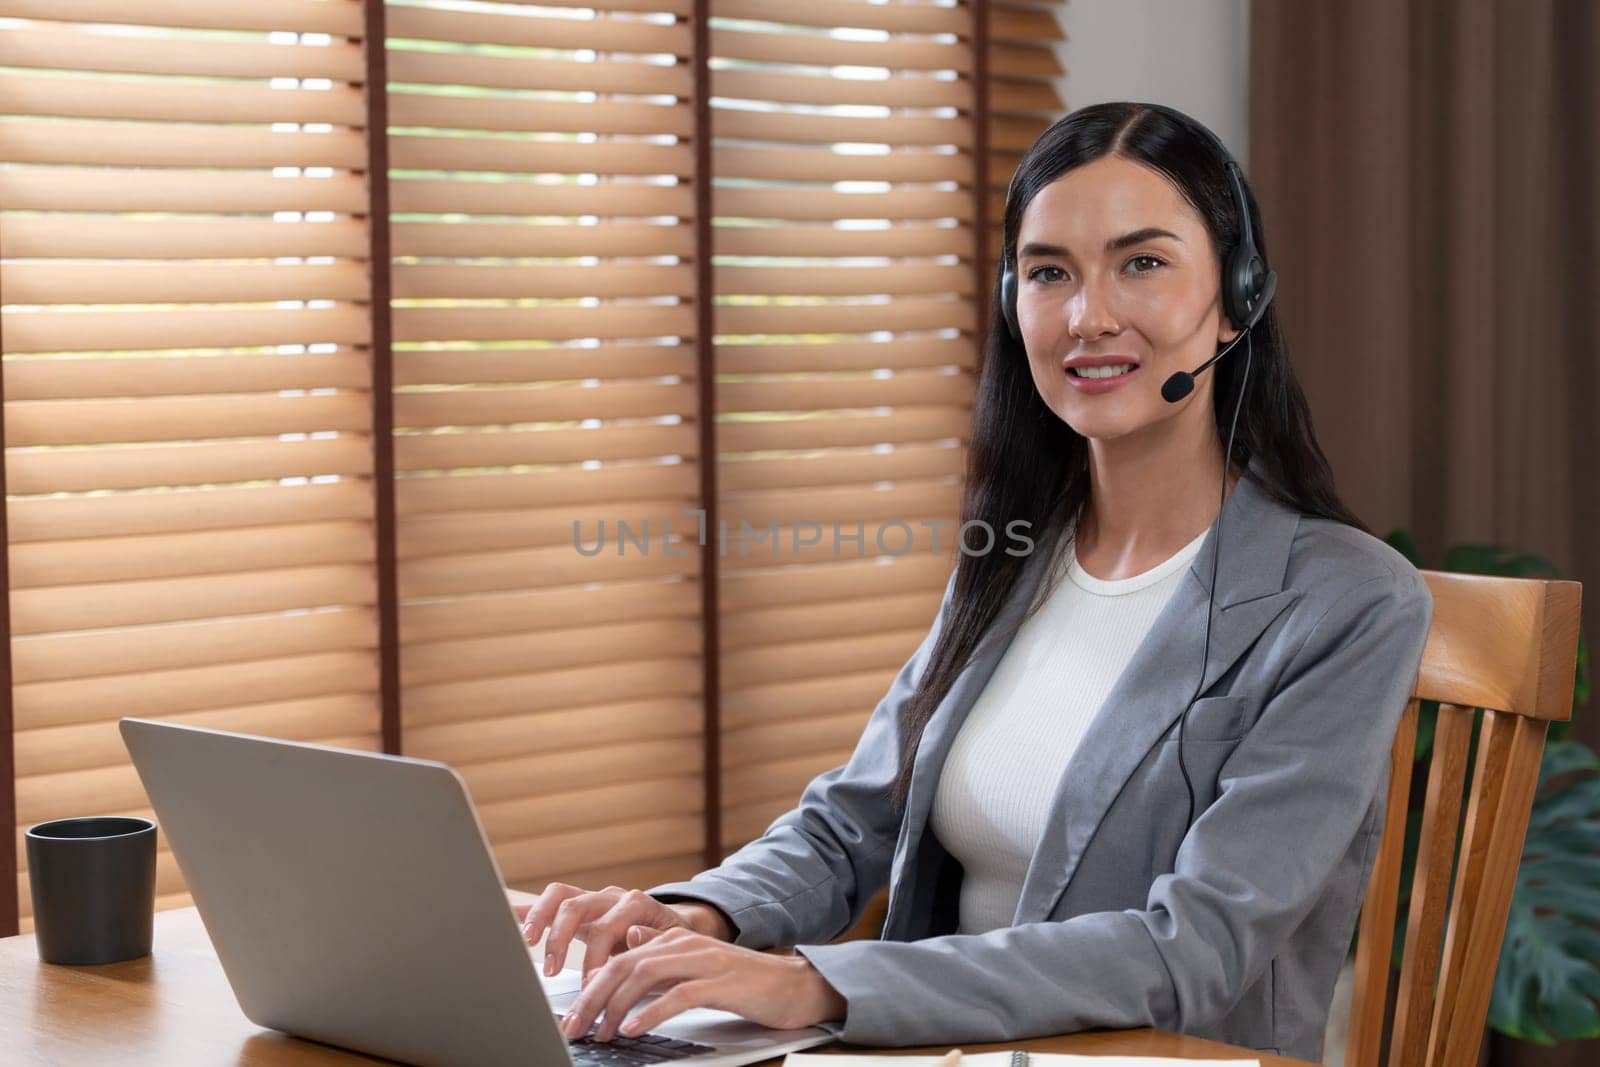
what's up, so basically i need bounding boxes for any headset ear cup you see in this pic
[1222,247,1258,332]
[1001,263,1021,342]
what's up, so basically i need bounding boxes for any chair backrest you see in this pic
[1346,570,1584,1067]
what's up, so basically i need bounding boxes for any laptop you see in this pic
[119,717,837,1067]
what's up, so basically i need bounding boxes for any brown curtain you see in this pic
[1250,1,1598,1065]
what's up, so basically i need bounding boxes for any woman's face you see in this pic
[1013,155,1239,443]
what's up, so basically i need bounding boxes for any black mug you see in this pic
[26,816,157,965]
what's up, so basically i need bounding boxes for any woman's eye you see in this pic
[1026,266,1066,283]
[1127,254,1166,273]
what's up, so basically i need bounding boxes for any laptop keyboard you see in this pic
[565,1027,718,1065]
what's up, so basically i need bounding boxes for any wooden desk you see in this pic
[0,894,1315,1066]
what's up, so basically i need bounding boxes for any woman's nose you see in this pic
[1068,279,1121,340]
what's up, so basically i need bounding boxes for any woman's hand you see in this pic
[553,925,847,1042]
[515,883,725,982]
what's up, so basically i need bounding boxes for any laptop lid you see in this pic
[120,717,572,1066]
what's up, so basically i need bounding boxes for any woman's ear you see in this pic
[1217,313,1241,346]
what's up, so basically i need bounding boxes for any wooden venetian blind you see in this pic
[0,0,1063,927]
[712,0,984,851]
[0,0,384,928]
[987,2,1064,255]
[384,0,708,895]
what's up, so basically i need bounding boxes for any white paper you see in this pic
[785,1055,1261,1067]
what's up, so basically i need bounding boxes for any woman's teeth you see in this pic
[1071,364,1135,379]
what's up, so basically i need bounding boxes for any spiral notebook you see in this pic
[783,1054,1261,1067]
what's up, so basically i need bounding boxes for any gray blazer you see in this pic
[648,456,1433,1060]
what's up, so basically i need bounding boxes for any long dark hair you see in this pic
[886,102,1368,815]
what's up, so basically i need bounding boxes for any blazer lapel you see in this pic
[882,458,1303,939]
[1012,459,1302,921]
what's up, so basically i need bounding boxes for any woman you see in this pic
[517,102,1433,1060]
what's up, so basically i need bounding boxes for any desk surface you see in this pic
[0,893,1314,1066]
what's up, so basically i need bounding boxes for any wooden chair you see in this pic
[1346,570,1584,1067]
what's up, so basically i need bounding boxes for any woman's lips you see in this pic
[1063,363,1141,394]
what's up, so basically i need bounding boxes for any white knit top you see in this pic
[928,524,1210,935]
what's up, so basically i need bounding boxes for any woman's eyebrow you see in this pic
[1019,227,1183,259]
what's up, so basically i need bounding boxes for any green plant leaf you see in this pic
[1488,748,1600,1042]
[1414,700,1439,762]
[1536,740,1600,792]
[1385,528,1424,567]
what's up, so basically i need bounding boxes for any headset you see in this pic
[999,104,1279,832]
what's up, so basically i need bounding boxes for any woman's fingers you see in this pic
[578,890,675,983]
[562,930,705,1040]
[543,891,611,975]
[520,882,583,947]
[610,981,714,1041]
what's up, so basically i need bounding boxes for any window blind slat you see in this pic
[11,565,378,636]
[13,609,378,686]
[717,264,973,297]
[6,393,372,447]
[715,146,972,184]
[0,166,367,214]
[396,382,693,429]
[718,373,975,413]
[388,136,692,177]
[451,751,700,809]
[394,346,692,385]
[385,5,690,54]
[394,426,697,477]
[9,482,373,542]
[711,29,968,72]
[714,225,974,258]
[7,439,374,496]
[388,93,693,138]
[721,710,877,765]
[0,215,371,259]
[404,698,700,772]
[4,306,370,355]
[386,50,692,96]
[716,0,967,35]
[13,650,377,733]
[399,580,700,645]
[0,0,364,35]
[716,338,975,374]
[716,408,969,453]
[399,546,701,602]
[712,68,970,110]
[715,109,971,148]
[392,306,694,345]
[717,554,952,616]
[388,179,690,219]
[390,222,693,259]
[714,298,976,336]
[717,443,967,495]
[399,498,694,561]
[401,618,700,687]
[718,592,938,653]
[0,25,365,80]
[11,521,375,590]
[0,118,368,169]
[0,72,366,125]
[716,187,972,221]
[491,817,705,887]
[2,266,371,312]
[395,264,696,301]
[14,694,376,779]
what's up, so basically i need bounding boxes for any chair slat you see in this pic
[1349,572,1580,1067]
[1348,698,1420,1066]
[1426,712,1548,1067]
[1387,702,1475,1067]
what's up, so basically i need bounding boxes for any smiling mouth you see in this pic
[1066,364,1139,379]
